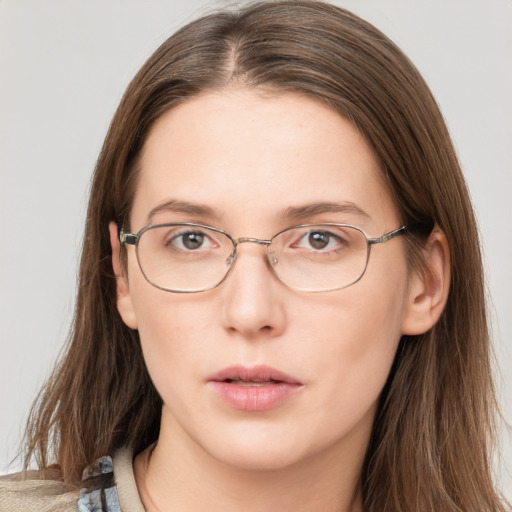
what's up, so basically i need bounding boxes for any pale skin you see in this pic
[109,88,450,512]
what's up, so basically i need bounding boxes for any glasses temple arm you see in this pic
[367,226,407,245]
[118,228,138,246]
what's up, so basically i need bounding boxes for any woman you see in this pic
[1,1,508,511]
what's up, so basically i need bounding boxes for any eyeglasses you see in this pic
[119,222,406,293]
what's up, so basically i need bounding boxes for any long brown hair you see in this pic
[24,2,507,510]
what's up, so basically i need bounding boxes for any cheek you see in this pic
[128,281,228,411]
[129,283,218,403]
[293,275,407,423]
[301,304,400,380]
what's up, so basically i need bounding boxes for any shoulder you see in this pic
[78,447,144,512]
[0,470,77,512]
[111,447,145,512]
[0,447,143,512]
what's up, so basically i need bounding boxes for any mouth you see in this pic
[208,365,303,411]
[222,378,282,387]
[210,364,303,386]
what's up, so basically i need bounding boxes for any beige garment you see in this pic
[0,448,145,512]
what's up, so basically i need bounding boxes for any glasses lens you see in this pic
[270,224,369,291]
[136,224,234,292]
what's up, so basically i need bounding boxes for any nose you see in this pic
[220,242,287,340]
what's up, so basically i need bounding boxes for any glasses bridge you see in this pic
[234,237,272,246]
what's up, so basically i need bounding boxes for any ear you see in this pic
[401,226,451,335]
[109,222,138,330]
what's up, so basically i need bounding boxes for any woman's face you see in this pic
[115,89,417,471]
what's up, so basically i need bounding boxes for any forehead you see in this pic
[132,88,399,233]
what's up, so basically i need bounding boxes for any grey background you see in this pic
[1,0,511,499]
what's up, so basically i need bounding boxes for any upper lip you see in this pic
[209,365,303,385]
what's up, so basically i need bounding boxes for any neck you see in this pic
[134,412,369,512]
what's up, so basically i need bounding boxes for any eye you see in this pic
[177,231,205,250]
[297,230,346,251]
[166,229,218,252]
[307,231,332,250]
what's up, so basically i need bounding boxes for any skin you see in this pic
[109,88,450,512]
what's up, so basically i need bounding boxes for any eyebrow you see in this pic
[281,201,371,220]
[146,199,370,225]
[147,199,223,223]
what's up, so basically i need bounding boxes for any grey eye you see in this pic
[180,232,205,250]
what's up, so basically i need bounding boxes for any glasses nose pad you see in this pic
[268,250,279,267]
[226,252,236,267]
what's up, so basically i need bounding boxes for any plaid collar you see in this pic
[77,455,122,512]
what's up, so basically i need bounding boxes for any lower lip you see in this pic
[209,381,302,411]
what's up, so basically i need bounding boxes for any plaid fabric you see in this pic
[77,456,122,512]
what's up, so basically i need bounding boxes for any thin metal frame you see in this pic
[119,222,406,293]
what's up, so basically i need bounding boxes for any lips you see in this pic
[208,365,303,411]
[210,365,302,385]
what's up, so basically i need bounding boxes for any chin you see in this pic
[212,444,307,472]
[198,424,322,473]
